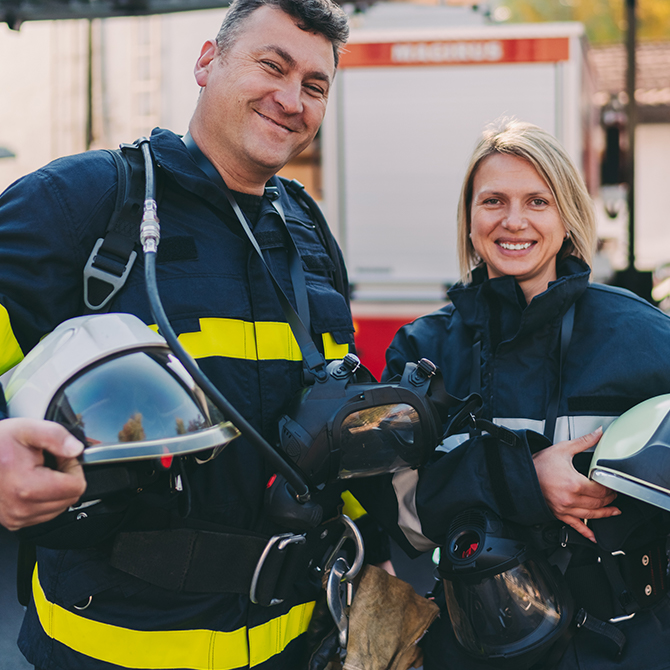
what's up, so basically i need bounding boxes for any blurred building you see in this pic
[591,42,670,274]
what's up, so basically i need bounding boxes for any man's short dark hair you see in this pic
[216,0,349,68]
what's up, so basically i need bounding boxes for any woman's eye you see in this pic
[531,198,547,206]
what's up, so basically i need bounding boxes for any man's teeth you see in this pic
[499,242,532,250]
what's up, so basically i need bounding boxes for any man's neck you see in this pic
[187,125,269,196]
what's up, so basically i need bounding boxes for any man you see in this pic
[0,0,355,667]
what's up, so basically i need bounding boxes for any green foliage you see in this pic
[503,0,670,45]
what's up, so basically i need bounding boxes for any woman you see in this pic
[381,120,670,669]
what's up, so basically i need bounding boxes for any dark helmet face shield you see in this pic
[278,355,481,487]
[2,314,240,466]
[439,509,572,669]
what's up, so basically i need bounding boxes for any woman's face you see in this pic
[469,153,566,302]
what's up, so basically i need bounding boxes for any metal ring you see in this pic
[73,596,92,611]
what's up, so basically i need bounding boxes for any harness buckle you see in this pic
[83,237,137,311]
[249,532,306,606]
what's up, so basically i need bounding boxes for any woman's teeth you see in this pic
[499,242,532,250]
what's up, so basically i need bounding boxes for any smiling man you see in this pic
[0,1,357,669]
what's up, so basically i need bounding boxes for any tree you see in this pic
[503,0,670,45]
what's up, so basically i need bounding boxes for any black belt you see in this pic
[110,517,349,607]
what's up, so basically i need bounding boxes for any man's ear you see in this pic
[194,39,218,87]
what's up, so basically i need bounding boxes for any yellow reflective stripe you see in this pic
[179,318,259,360]
[0,304,23,374]
[341,490,367,521]
[33,565,314,669]
[322,332,349,360]
[249,600,315,667]
[149,317,346,363]
[255,321,301,361]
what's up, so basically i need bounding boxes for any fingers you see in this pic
[561,515,597,543]
[10,418,83,460]
[21,463,87,503]
[0,418,87,530]
[563,426,603,455]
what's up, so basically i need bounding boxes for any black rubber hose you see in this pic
[143,250,311,502]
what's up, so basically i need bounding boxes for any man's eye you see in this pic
[262,60,281,72]
[304,84,325,97]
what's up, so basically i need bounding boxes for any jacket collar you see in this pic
[448,256,590,341]
[149,128,309,224]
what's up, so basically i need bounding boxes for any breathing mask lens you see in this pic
[444,559,563,659]
[337,402,423,479]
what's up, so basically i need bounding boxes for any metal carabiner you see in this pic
[323,514,365,582]
[326,556,352,651]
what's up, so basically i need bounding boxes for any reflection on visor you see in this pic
[46,350,232,461]
[444,560,562,659]
[338,403,423,479]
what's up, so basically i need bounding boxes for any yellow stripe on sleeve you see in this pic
[0,304,23,375]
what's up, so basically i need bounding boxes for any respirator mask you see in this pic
[438,508,573,669]
[279,354,480,488]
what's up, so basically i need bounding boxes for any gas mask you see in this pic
[278,354,480,488]
[438,508,573,669]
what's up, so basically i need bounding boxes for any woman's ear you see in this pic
[194,39,218,88]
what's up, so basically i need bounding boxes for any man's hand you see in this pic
[0,418,86,531]
[533,427,620,542]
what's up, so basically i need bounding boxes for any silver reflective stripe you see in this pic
[494,415,616,445]
[392,469,437,552]
[493,416,544,434]
[436,433,470,454]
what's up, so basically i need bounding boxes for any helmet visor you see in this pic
[337,402,424,478]
[46,349,238,464]
[444,559,563,659]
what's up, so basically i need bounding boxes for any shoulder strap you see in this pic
[278,177,349,307]
[83,142,157,312]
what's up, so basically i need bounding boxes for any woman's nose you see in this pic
[502,204,527,231]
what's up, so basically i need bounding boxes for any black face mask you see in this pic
[438,508,573,670]
[278,354,481,488]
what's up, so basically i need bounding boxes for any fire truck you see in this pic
[316,5,598,378]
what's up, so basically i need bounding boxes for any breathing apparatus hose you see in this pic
[136,139,312,503]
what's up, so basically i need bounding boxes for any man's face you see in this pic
[193,6,335,188]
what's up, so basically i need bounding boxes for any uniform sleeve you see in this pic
[0,153,117,373]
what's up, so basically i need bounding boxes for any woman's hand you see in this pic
[532,427,620,542]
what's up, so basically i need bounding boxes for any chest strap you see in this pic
[109,517,351,607]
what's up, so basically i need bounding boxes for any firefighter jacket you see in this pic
[374,256,670,669]
[0,128,355,670]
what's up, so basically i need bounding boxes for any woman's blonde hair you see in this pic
[456,119,597,282]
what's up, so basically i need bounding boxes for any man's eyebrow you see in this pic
[263,45,332,84]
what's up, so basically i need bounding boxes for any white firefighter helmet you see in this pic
[1,313,239,465]
[589,394,670,511]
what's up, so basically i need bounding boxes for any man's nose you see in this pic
[274,79,303,114]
